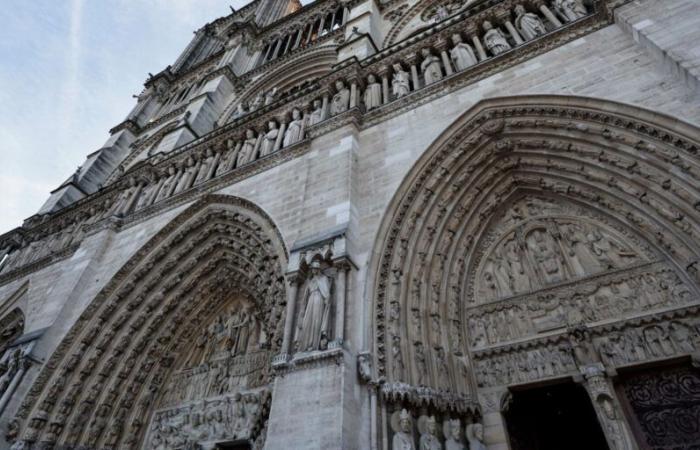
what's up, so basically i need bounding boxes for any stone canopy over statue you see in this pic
[295,260,333,352]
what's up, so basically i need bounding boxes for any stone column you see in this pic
[293,28,303,49]
[478,388,512,450]
[496,9,523,45]
[271,38,283,59]
[378,66,390,104]
[349,78,359,109]
[436,39,454,76]
[577,364,637,450]
[406,53,421,90]
[280,275,300,359]
[332,262,349,346]
[0,353,31,415]
[321,92,330,120]
[275,122,287,151]
[533,0,563,27]
[466,24,488,61]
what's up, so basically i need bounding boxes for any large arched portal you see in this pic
[10,195,288,450]
[369,96,700,450]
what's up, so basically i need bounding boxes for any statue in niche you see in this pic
[392,63,411,98]
[308,99,324,126]
[392,409,416,450]
[364,74,383,110]
[194,147,215,184]
[330,80,350,115]
[444,419,464,450]
[155,165,178,202]
[527,229,564,284]
[295,260,332,352]
[420,48,443,86]
[491,246,512,297]
[466,423,486,450]
[450,34,477,71]
[482,21,511,56]
[553,0,587,22]
[237,129,258,166]
[283,108,304,147]
[260,121,279,157]
[414,341,427,385]
[419,415,442,450]
[392,335,405,380]
[514,5,546,40]
[504,237,531,293]
[232,102,247,119]
[175,156,197,193]
[264,87,278,105]
[250,92,264,111]
[569,326,600,366]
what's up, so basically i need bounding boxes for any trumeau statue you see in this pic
[449,34,477,71]
[260,121,279,157]
[295,261,332,352]
[418,416,442,450]
[444,419,464,450]
[392,64,411,98]
[483,21,512,56]
[331,80,350,115]
[466,423,486,450]
[421,48,443,86]
[308,99,324,126]
[392,409,415,450]
[364,74,383,110]
[283,108,304,146]
[514,5,547,40]
[554,0,587,22]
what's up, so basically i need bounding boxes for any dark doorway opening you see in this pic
[215,441,251,450]
[504,381,609,450]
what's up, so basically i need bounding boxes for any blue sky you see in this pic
[0,0,252,234]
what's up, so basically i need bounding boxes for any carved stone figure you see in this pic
[0,349,21,396]
[444,419,464,450]
[308,99,324,126]
[392,335,405,381]
[483,21,512,56]
[358,352,372,383]
[419,416,442,450]
[232,103,247,119]
[330,80,350,115]
[527,229,564,284]
[466,423,486,450]
[514,5,546,40]
[392,409,415,450]
[392,64,411,98]
[283,108,304,147]
[450,34,477,71]
[421,48,443,86]
[364,74,383,110]
[237,129,258,166]
[553,0,587,22]
[260,121,279,157]
[295,261,332,352]
[250,92,264,111]
[264,87,278,105]
[194,147,215,184]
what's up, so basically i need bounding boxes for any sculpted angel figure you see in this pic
[421,48,443,85]
[392,63,411,98]
[295,260,332,351]
[483,21,512,56]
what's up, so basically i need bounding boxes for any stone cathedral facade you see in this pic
[1,0,700,448]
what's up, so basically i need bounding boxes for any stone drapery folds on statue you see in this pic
[295,260,333,352]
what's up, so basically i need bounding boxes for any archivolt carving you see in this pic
[10,194,288,450]
[369,94,700,396]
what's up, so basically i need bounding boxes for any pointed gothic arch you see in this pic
[367,95,700,447]
[10,194,288,450]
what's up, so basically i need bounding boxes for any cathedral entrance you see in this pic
[617,363,700,450]
[504,382,609,450]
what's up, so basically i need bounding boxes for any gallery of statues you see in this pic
[0,0,699,448]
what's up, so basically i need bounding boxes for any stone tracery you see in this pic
[368,95,700,448]
[9,195,288,450]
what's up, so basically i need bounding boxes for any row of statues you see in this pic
[391,409,485,450]
[469,266,693,347]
